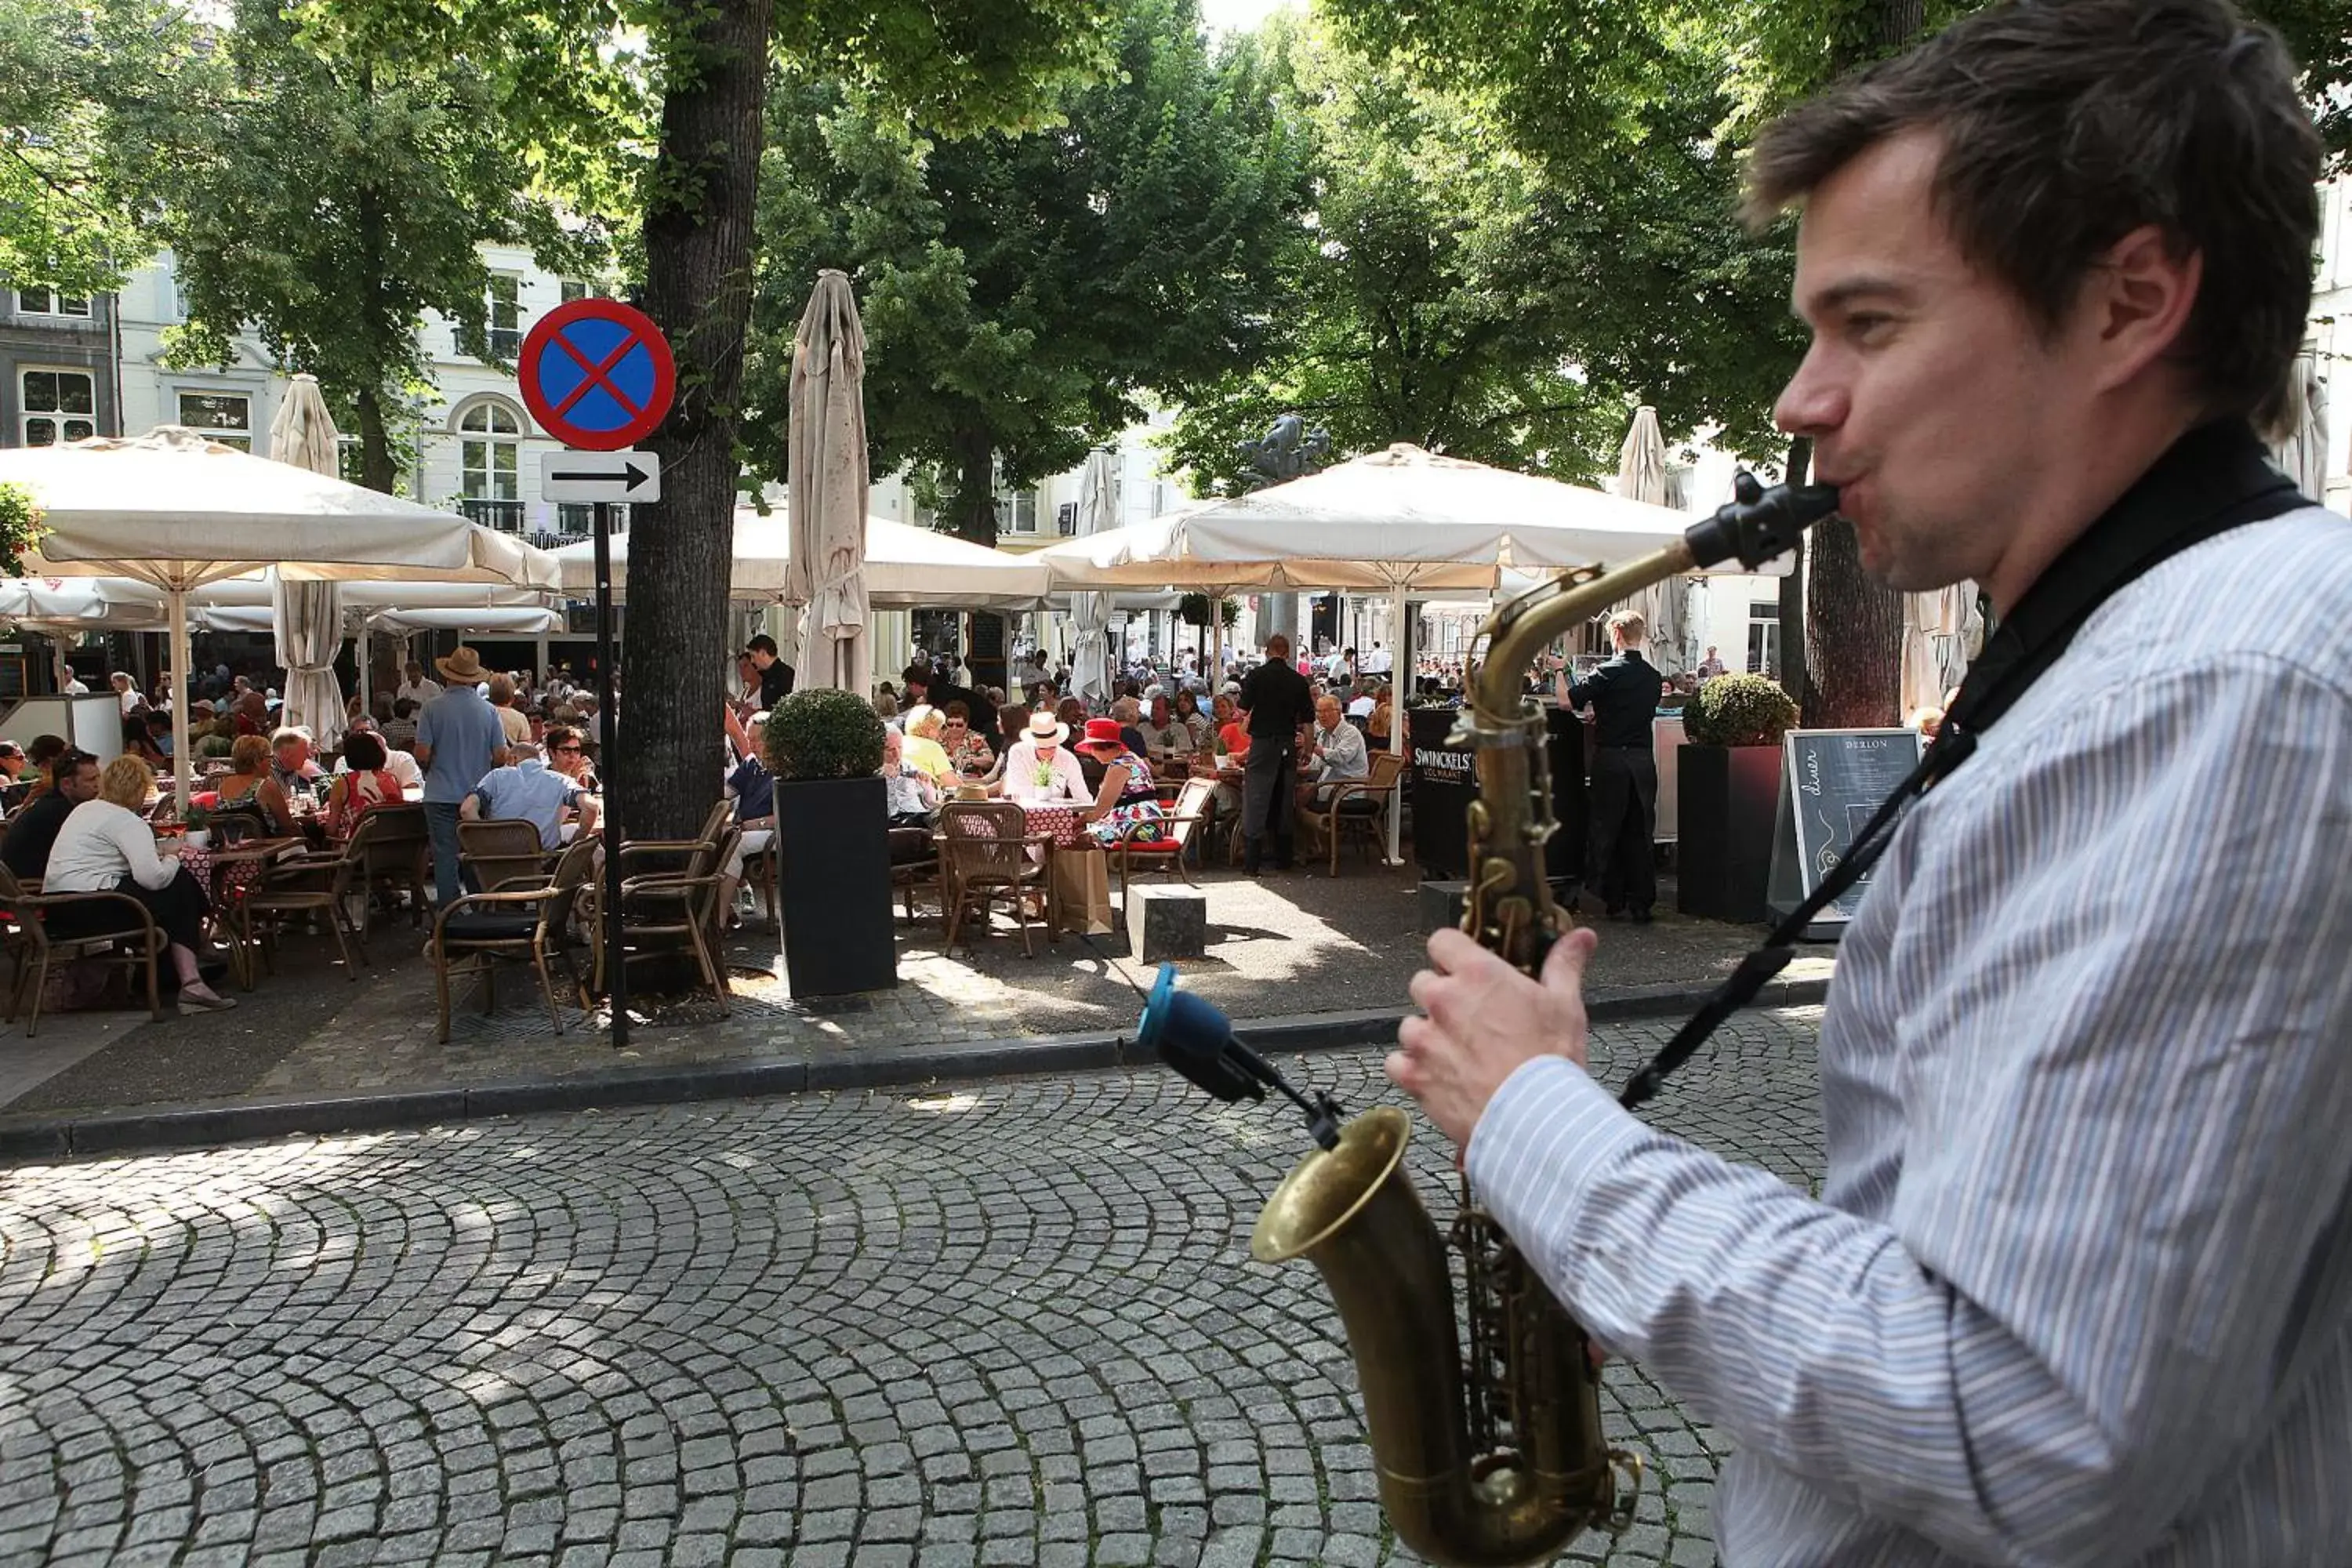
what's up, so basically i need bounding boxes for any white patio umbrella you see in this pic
[267,374,348,748]
[550,510,1048,608]
[784,269,872,695]
[1616,406,1686,674]
[0,426,557,805]
[1069,448,1118,706]
[2271,350,2329,501]
[1037,442,1691,860]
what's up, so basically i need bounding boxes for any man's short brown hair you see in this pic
[1744,0,2321,430]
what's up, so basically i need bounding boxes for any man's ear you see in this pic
[2078,223,2202,395]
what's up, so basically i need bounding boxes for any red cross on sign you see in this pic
[517,298,677,452]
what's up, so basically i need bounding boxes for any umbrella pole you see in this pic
[169,586,192,811]
[1386,580,1406,865]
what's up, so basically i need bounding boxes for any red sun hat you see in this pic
[1080,717,1124,750]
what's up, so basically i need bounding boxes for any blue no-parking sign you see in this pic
[517,298,676,452]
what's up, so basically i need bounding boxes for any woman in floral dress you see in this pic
[1074,718,1167,846]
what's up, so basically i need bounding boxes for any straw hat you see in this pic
[1023,710,1069,747]
[436,646,488,684]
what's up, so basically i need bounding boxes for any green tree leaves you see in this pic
[746,0,1312,541]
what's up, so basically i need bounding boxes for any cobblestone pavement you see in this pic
[0,1008,1825,1566]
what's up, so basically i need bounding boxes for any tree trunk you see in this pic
[354,382,397,494]
[947,425,997,546]
[625,0,774,844]
[1797,0,1921,728]
[1777,436,1810,702]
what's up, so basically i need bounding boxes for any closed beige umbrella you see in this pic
[1615,405,1686,673]
[267,373,347,746]
[784,270,872,695]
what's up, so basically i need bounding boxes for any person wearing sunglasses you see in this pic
[543,725,598,792]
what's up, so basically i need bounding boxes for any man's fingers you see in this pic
[1543,924,1599,993]
[1427,925,1504,977]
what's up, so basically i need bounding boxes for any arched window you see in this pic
[458,401,521,505]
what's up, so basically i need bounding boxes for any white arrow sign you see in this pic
[539,448,661,503]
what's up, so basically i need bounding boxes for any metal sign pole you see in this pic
[594,499,626,1047]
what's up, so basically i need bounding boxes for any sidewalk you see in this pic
[0,859,1831,1160]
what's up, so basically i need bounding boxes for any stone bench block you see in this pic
[1127,884,1207,964]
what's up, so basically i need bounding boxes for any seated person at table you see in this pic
[898,706,958,785]
[126,710,173,768]
[1211,695,1249,761]
[2,749,98,878]
[43,754,233,1012]
[1074,719,1167,846]
[881,729,940,829]
[336,717,422,790]
[20,735,67,804]
[270,728,325,795]
[938,700,996,777]
[461,747,597,851]
[543,724,598,792]
[214,735,295,836]
[1108,697,1151,758]
[993,711,1088,805]
[1134,695,1192,764]
[323,731,406,838]
[1297,694,1370,809]
[968,704,1031,789]
[716,706,777,924]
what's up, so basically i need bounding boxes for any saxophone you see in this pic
[1177,473,1840,1568]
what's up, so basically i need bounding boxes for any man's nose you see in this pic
[1773,343,1848,437]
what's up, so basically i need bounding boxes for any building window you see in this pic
[998,488,1039,534]
[487,274,521,358]
[1747,600,1780,677]
[459,401,521,511]
[337,434,368,486]
[556,503,624,535]
[20,368,96,445]
[176,390,251,450]
[16,288,91,318]
[560,279,593,303]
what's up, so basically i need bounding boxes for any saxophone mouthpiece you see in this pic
[1682,470,1842,571]
[1138,965,1345,1150]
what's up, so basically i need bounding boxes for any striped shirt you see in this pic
[1469,501,2352,1565]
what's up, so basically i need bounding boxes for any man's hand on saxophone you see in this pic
[1386,924,1599,1149]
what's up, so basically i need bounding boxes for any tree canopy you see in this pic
[747,0,1312,543]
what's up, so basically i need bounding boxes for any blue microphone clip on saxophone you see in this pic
[1138,964,1344,1151]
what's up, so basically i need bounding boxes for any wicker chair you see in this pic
[1296,750,1409,877]
[590,824,737,1012]
[459,818,554,895]
[1102,775,1219,903]
[430,836,597,1041]
[937,801,1054,956]
[237,815,379,980]
[353,803,430,933]
[0,862,163,1036]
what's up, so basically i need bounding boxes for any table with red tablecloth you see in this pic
[168,836,302,985]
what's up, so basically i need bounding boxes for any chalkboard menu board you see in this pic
[1766,728,1925,932]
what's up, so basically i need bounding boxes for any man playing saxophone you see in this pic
[1388,2,2352,1563]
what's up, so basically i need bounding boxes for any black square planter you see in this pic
[775,774,898,996]
[1676,744,1783,924]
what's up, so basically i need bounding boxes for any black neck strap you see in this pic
[1619,421,2308,1112]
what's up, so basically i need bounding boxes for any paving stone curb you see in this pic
[0,974,1830,1163]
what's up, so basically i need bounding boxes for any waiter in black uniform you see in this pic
[1236,633,1316,874]
[1562,610,1664,921]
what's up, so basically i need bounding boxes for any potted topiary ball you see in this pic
[761,688,898,996]
[1677,673,1800,923]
